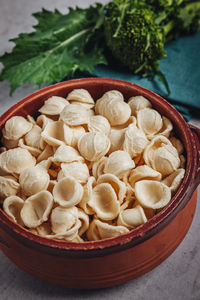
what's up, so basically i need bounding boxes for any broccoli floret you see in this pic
[104,6,166,76]
[104,0,200,92]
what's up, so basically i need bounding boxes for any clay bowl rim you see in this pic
[0,78,196,252]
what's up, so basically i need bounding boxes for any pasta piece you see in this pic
[162,168,185,193]
[157,116,173,138]
[60,103,93,126]
[1,137,19,149]
[37,144,54,163]
[135,180,171,209]
[143,135,176,171]
[95,90,124,115]
[104,150,135,178]
[35,222,52,236]
[108,128,126,154]
[36,114,54,129]
[78,132,110,161]
[137,108,163,136]
[79,176,96,215]
[117,205,147,229]
[47,220,82,241]
[88,115,111,136]
[69,125,85,148]
[53,145,84,164]
[129,165,162,187]
[0,175,20,202]
[19,166,50,196]
[123,123,148,158]
[92,156,107,179]
[53,176,83,207]
[95,90,131,126]
[128,96,152,116]
[0,148,36,175]
[39,96,69,115]
[77,208,89,236]
[24,125,42,150]
[3,196,24,226]
[57,162,89,184]
[27,115,36,125]
[88,183,120,221]
[97,174,126,204]
[170,136,184,155]
[87,219,129,241]
[71,235,84,242]
[41,120,72,146]
[2,116,32,140]
[152,144,180,176]
[50,206,78,234]
[20,191,53,228]
[66,88,94,104]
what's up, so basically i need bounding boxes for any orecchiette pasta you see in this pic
[53,176,83,207]
[135,180,171,209]
[137,108,163,136]
[162,168,185,193]
[104,150,135,178]
[41,120,71,147]
[78,132,110,161]
[78,176,96,215]
[2,116,32,141]
[97,174,126,204]
[53,145,84,164]
[96,91,131,126]
[88,115,111,136]
[19,166,50,196]
[128,96,152,116]
[0,88,186,242]
[0,176,20,202]
[0,147,36,175]
[66,88,94,105]
[50,206,78,234]
[20,191,54,228]
[39,96,69,115]
[129,165,162,187]
[117,205,147,229]
[57,162,89,184]
[3,195,24,226]
[60,103,93,126]
[88,183,120,221]
[24,125,42,149]
[123,124,148,158]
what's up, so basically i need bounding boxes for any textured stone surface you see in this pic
[0,1,200,299]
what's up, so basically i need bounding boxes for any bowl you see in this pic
[0,78,200,289]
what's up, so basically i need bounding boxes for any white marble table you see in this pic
[0,1,200,299]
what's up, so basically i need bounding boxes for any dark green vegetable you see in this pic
[0,5,106,95]
[0,0,200,94]
[104,0,200,92]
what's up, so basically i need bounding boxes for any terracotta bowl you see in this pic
[0,78,200,289]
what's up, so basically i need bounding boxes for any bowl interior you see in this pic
[0,78,194,252]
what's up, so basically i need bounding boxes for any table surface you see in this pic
[0,1,200,299]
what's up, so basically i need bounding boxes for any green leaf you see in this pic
[0,4,107,94]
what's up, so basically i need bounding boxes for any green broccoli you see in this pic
[104,0,200,91]
[104,4,166,76]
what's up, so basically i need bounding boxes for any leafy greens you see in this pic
[0,4,106,94]
[0,0,200,94]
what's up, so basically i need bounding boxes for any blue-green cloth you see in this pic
[93,32,200,121]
